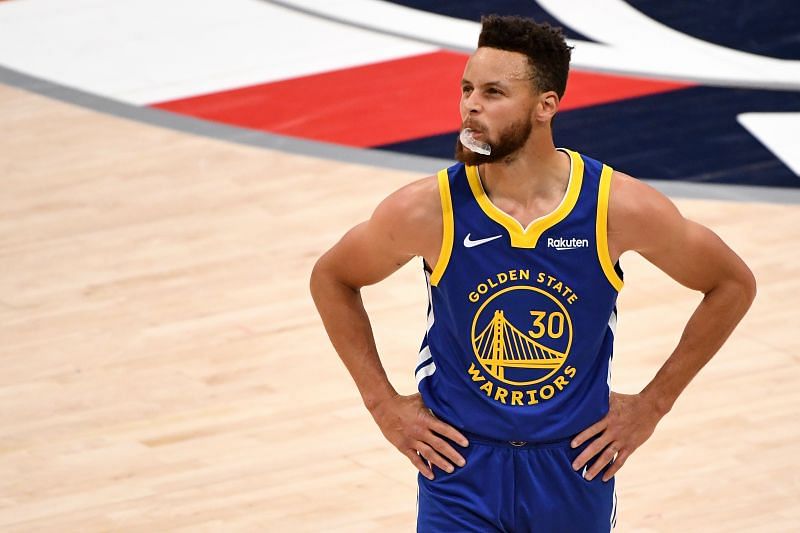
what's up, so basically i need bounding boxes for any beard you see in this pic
[455,116,533,165]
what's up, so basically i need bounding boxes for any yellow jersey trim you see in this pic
[430,169,454,286]
[596,164,624,292]
[464,149,584,248]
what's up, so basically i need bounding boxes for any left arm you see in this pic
[572,171,757,481]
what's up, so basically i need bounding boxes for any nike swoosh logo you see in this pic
[463,233,502,248]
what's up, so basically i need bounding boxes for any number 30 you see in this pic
[528,310,565,339]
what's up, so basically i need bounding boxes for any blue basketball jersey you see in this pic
[416,149,624,442]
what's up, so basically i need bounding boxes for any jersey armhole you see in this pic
[596,165,624,292]
[429,169,454,286]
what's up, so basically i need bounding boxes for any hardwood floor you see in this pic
[1,84,798,532]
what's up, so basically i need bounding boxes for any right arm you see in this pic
[309,176,468,479]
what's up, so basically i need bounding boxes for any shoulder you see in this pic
[608,170,671,216]
[372,174,441,231]
[605,171,755,296]
[607,170,686,256]
[370,173,444,258]
[374,174,440,219]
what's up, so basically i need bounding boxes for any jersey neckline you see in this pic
[464,148,585,248]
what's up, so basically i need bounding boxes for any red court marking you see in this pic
[152,51,693,147]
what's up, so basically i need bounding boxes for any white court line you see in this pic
[277,0,800,90]
[738,113,800,177]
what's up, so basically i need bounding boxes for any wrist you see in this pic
[639,387,674,418]
[363,387,399,414]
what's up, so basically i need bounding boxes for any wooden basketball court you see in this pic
[1,83,798,531]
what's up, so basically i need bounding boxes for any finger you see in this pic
[406,449,434,480]
[428,417,469,447]
[571,417,608,448]
[585,445,620,481]
[416,442,455,474]
[426,433,466,467]
[602,450,629,482]
[572,436,611,470]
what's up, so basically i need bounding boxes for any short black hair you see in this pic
[477,14,573,98]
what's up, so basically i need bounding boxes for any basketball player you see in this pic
[310,15,756,532]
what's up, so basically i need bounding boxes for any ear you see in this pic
[535,91,560,123]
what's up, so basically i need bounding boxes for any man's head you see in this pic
[455,15,572,165]
[478,14,572,100]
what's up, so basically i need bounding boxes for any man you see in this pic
[310,14,756,532]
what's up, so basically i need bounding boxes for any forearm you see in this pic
[310,263,398,411]
[640,276,756,415]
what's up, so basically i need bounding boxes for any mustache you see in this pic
[461,120,486,132]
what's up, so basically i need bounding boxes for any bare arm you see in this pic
[573,172,757,481]
[310,176,468,480]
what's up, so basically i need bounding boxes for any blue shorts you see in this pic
[417,433,617,532]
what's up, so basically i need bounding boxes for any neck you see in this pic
[479,132,570,206]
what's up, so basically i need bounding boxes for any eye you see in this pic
[486,87,503,96]
[461,85,473,94]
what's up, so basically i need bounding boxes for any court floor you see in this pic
[2,81,799,531]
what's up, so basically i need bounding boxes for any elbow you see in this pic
[309,255,328,304]
[741,265,757,309]
[309,252,357,307]
[724,263,757,313]
[707,264,756,315]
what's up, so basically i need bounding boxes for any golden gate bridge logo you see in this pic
[471,286,573,386]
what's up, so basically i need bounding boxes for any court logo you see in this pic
[470,285,573,386]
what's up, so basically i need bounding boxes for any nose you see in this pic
[462,91,481,115]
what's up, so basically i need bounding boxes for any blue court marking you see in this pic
[378,86,800,188]
[384,0,596,42]
[627,0,800,60]
[2,64,799,203]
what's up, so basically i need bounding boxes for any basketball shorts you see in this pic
[417,433,617,532]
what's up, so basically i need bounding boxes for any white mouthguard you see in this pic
[460,128,491,155]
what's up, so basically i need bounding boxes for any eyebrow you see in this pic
[461,79,510,88]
